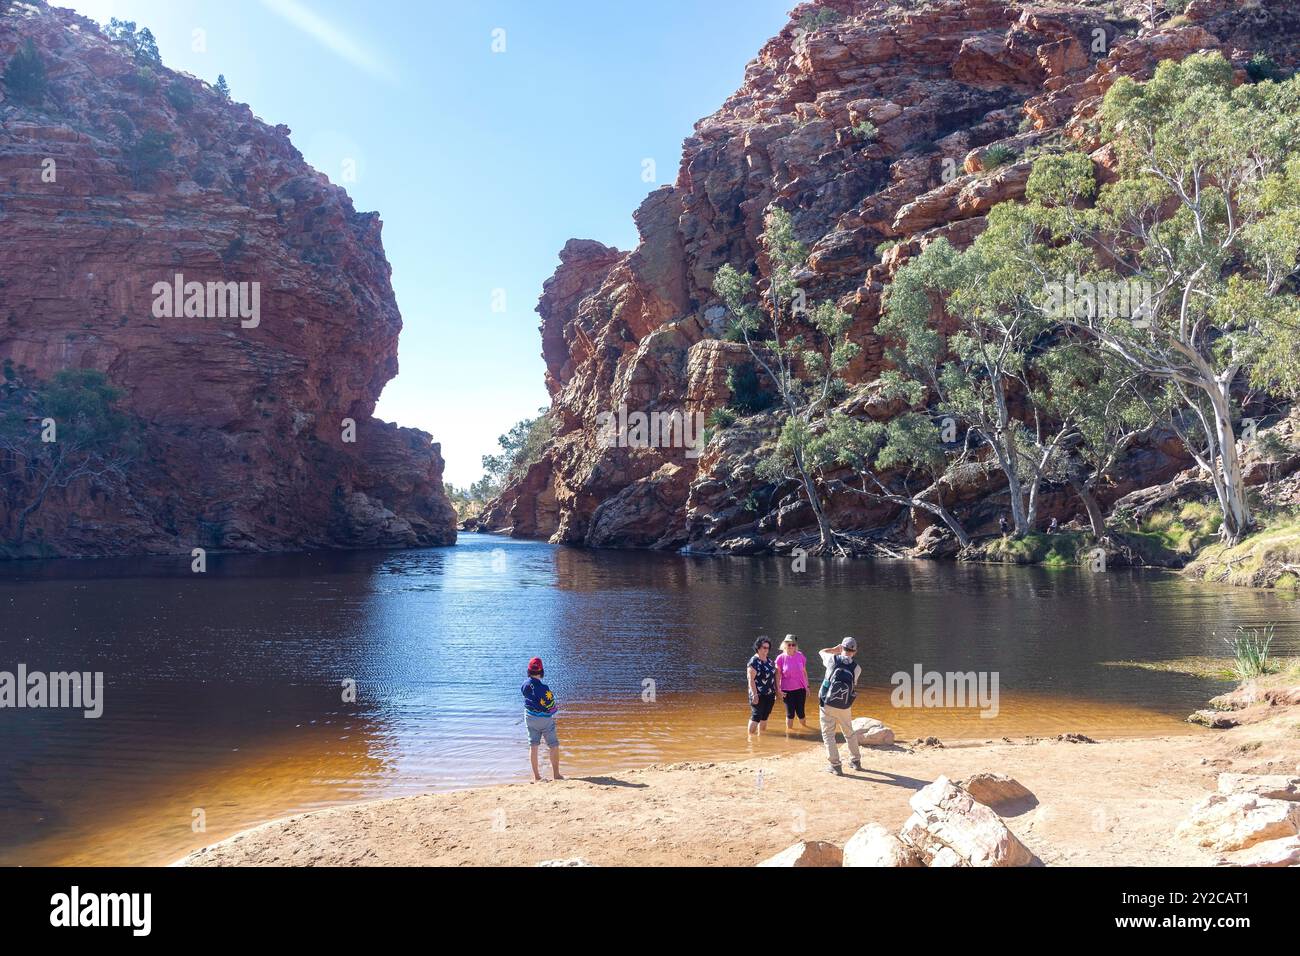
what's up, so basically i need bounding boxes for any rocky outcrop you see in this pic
[900,775,1038,866]
[474,0,1299,554]
[842,822,920,867]
[0,4,456,557]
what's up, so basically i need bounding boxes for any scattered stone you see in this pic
[757,840,843,867]
[537,858,594,867]
[1176,793,1300,852]
[1056,733,1096,743]
[851,717,896,747]
[842,823,921,867]
[899,776,1036,867]
[957,772,1037,810]
[1218,836,1300,868]
[1188,710,1239,729]
[1217,773,1300,801]
[912,736,944,749]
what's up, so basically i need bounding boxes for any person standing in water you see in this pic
[522,656,562,782]
[746,636,777,735]
[774,635,810,731]
[817,637,862,775]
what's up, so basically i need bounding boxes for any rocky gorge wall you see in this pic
[473,0,1300,556]
[0,3,456,558]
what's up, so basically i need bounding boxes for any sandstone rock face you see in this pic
[475,0,1296,553]
[851,716,896,747]
[900,775,1037,866]
[0,6,455,557]
[757,839,843,867]
[1176,792,1300,853]
[842,823,920,867]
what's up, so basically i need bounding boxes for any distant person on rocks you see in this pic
[774,635,810,731]
[1047,516,1059,535]
[746,636,778,735]
[998,514,1010,536]
[817,637,863,775]
[522,656,562,782]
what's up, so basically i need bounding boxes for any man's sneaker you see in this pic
[850,759,863,771]
[824,764,844,775]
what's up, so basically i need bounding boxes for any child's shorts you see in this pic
[526,714,559,747]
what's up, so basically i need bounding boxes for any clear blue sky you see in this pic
[62,0,793,486]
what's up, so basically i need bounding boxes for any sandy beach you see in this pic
[180,676,1300,867]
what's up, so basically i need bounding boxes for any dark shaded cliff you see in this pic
[0,3,456,558]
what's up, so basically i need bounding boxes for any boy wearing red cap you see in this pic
[522,657,562,782]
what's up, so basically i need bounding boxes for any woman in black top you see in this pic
[746,636,778,735]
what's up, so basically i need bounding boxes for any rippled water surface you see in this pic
[2,532,1297,865]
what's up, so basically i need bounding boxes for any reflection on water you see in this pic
[1,533,1296,865]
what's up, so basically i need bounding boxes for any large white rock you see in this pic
[757,840,843,867]
[1176,792,1300,852]
[1219,836,1300,868]
[1217,773,1300,801]
[842,823,921,867]
[899,775,1036,867]
[851,716,896,747]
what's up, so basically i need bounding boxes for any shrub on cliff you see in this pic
[3,39,47,106]
[122,130,174,188]
[479,409,552,498]
[725,362,774,414]
[0,370,137,549]
[105,18,162,67]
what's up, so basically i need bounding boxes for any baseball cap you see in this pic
[841,637,857,652]
[527,657,544,675]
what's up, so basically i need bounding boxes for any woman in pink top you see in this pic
[774,634,810,730]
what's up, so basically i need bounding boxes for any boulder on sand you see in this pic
[842,823,921,867]
[758,840,843,867]
[957,772,1037,811]
[1218,836,1300,868]
[851,717,896,747]
[1217,773,1300,801]
[899,776,1037,867]
[1176,792,1300,852]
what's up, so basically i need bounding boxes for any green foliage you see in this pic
[122,130,174,187]
[798,7,842,32]
[983,531,1086,567]
[106,18,162,66]
[1225,624,1275,679]
[0,369,137,545]
[1246,53,1283,84]
[480,409,551,491]
[981,144,1018,170]
[3,39,47,106]
[216,74,231,99]
[851,120,878,142]
[706,407,737,431]
[166,80,195,112]
[725,361,773,414]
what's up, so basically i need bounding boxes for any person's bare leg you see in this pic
[785,716,794,730]
[550,745,562,780]
[530,744,542,782]
[748,719,759,735]
[758,719,768,734]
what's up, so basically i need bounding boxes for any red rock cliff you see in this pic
[474,0,1299,554]
[0,3,456,557]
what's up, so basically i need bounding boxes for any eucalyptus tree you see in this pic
[714,208,859,554]
[1020,53,1300,544]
